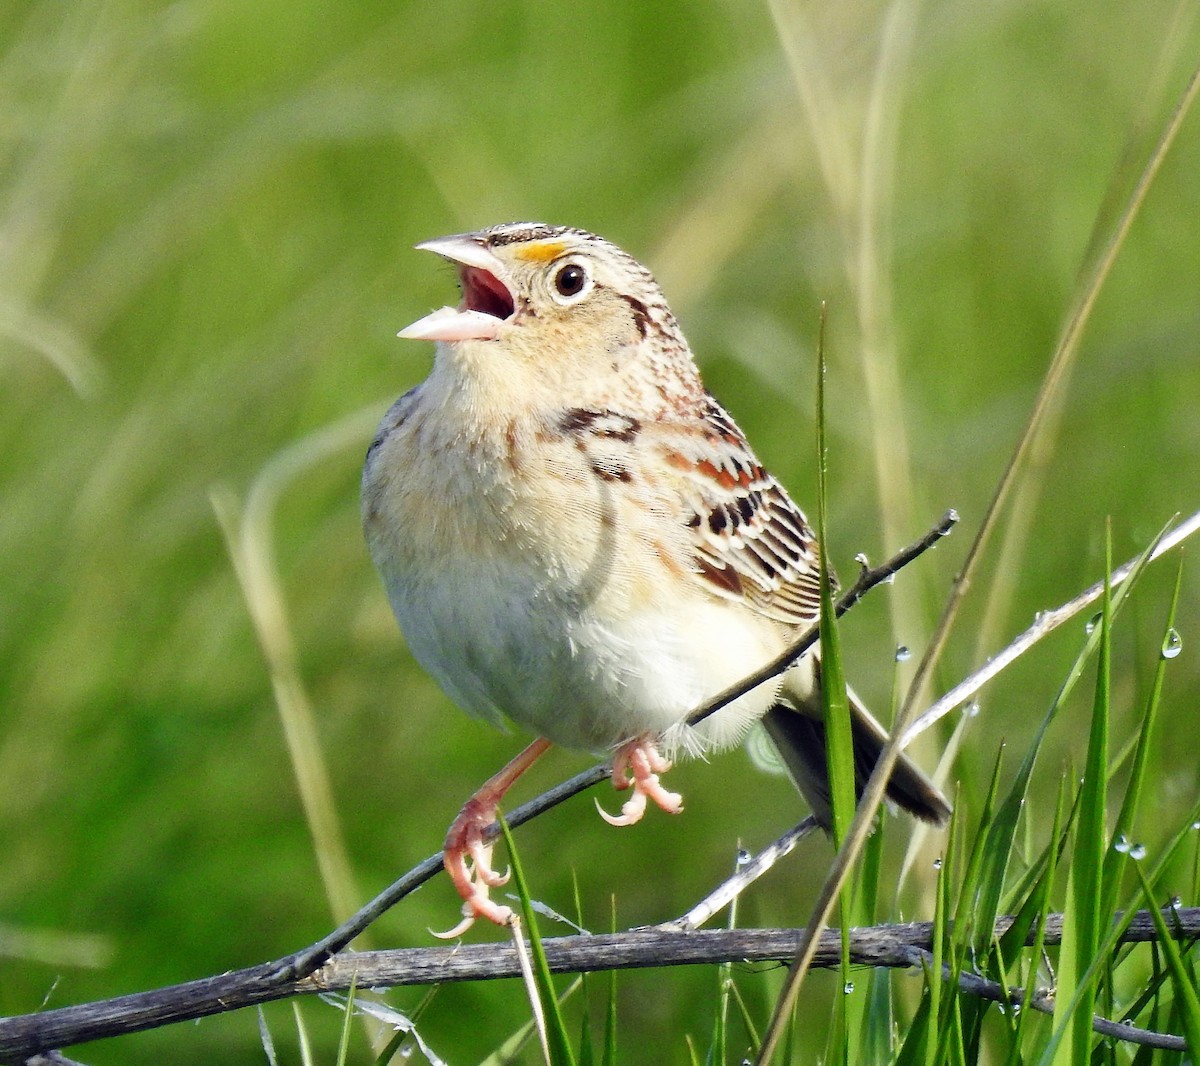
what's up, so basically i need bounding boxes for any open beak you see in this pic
[398,234,517,342]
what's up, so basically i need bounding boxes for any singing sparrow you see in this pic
[362,222,950,932]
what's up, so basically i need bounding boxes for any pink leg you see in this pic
[597,734,684,827]
[437,736,553,938]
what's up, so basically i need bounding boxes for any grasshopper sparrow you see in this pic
[362,222,950,932]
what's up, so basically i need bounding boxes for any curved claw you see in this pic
[443,809,513,932]
[595,791,648,827]
[437,738,554,933]
[600,735,684,826]
[432,896,514,940]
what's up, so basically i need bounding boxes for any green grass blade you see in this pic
[336,972,357,1066]
[292,1003,315,1066]
[814,314,857,1066]
[499,814,577,1066]
[1101,558,1184,919]
[814,319,856,850]
[1053,532,1113,1063]
[1006,776,1069,1065]
[1132,862,1200,1055]
[602,898,617,1066]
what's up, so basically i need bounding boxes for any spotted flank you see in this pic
[559,408,641,442]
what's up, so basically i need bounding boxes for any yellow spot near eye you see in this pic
[514,240,567,263]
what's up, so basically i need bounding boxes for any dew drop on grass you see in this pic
[1161,628,1182,659]
[963,699,980,718]
[843,981,855,994]
[1130,843,1146,860]
[1113,835,1131,853]
[932,856,943,870]
[1085,612,1101,635]
[735,848,752,869]
[895,645,911,662]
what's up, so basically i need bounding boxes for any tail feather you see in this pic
[762,688,951,830]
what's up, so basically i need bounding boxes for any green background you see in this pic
[2,1,1198,1062]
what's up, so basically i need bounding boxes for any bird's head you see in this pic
[398,222,694,412]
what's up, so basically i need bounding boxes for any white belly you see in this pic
[384,556,790,757]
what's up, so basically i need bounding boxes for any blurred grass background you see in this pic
[2,0,1199,1062]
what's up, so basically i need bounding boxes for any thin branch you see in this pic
[4,909,1197,1061]
[686,508,958,728]
[659,817,821,932]
[901,506,1200,745]
[910,947,1186,1053]
[267,762,612,982]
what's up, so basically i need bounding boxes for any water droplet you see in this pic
[932,856,943,870]
[946,508,960,522]
[399,1046,414,1060]
[1033,610,1046,624]
[997,1004,1006,1015]
[1085,612,1101,635]
[1170,896,1182,910]
[843,981,855,994]
[895,645,911,662]
[1011,1003,1022,1017]
[1130,843,1146,860]
[963,699,981,718]
[1113,835,1131,853]
[1162,628,1182,659]
[1192,821,1200,831]
[735,848,752,868]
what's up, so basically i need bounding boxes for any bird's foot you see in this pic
[597,734,684,827]
[434,793,514,938]
[433,737,554,937]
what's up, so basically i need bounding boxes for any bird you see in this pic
[362,222,950,934]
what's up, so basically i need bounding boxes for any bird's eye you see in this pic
[551,260,592,302]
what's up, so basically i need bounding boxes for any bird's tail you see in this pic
[762,686,951,830]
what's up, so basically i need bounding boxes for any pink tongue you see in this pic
[397,306,504,342]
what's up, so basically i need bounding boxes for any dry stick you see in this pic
[5,908,1197,1061]
[659,817,821,932]
[905,947,1187,1053]
[754,55,1200,1065]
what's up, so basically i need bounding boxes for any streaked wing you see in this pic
[657,397,826,625]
